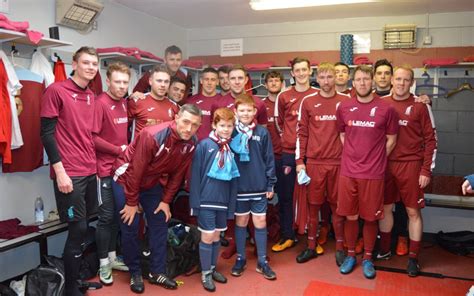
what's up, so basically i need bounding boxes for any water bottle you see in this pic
[35,196,44,223]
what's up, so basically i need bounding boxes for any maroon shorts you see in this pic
[385,161,425,209]
[337,175,384,221]
[306,164,340,206]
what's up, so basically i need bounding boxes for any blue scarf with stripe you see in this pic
[230,120,256,162]
[207,131,240,181]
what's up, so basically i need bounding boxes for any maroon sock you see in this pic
[409,240,421,259]
[363,221,378,260]
[331,207,345,251]
[379,231,392,254]
[308,204,320,249]
[344,219,359,257]
[320,202,331,228]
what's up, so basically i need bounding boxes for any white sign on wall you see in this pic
[0,0,9,13]
[353,33,371,54]
[220,39,243,57]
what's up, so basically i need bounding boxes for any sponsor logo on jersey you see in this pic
[348,120,375,127]
[370,106,378,117]
[147,107,155,112]
[405,105,413,116]
[314,103,322,108]
[315,115,337,121]
[398,119,408,126]
[252,135,261,141]
[202,110,211,116]
[114,117,128,124]
[349,107,358,112]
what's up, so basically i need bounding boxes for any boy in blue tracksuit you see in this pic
[190,107,240,292]
[230,94,277,280]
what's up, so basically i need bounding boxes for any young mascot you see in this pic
[190,107,240,292]
[230,94,277,280]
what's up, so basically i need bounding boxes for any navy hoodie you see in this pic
[233,125,276,196]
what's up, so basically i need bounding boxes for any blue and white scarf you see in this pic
[230,120,256,162]
[207,131,240,181]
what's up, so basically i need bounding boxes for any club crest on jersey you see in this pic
[405,105,413,116]
[369,106,378,117]
[315,115,337,121]
[348,120,375,127]
[181,144,194,154]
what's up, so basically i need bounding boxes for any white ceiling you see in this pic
[111,0,474,28]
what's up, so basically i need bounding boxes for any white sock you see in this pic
[108,251,117,262]
[100,257,110,267]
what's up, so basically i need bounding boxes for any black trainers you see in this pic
[148,273,177,289]
[407,258,420,277]
[211,268,227,283]
[202,272,216,292]
[256,262,276,280]
[376,250,392,261]
[335,250,346,267]
[130,274,144,294]
[231,257,247,277]
[296,248,318,263]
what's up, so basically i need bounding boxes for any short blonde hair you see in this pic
[317,62,335,75]
[394,64,414,80]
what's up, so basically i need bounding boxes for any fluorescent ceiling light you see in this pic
[249,0,377,11]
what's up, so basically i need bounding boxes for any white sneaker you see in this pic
[110,256,129,271]
[99,263,113,285]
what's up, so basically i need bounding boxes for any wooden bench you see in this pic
[425,194,474,210]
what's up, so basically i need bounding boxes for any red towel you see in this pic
[53,60,67,82]
[0,14,44,44]
[244,62,274,71]
[423,58,458,66]
[0,218,39,239]
[182,59,205,69]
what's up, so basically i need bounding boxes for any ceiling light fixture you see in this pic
[249,0,377,11]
